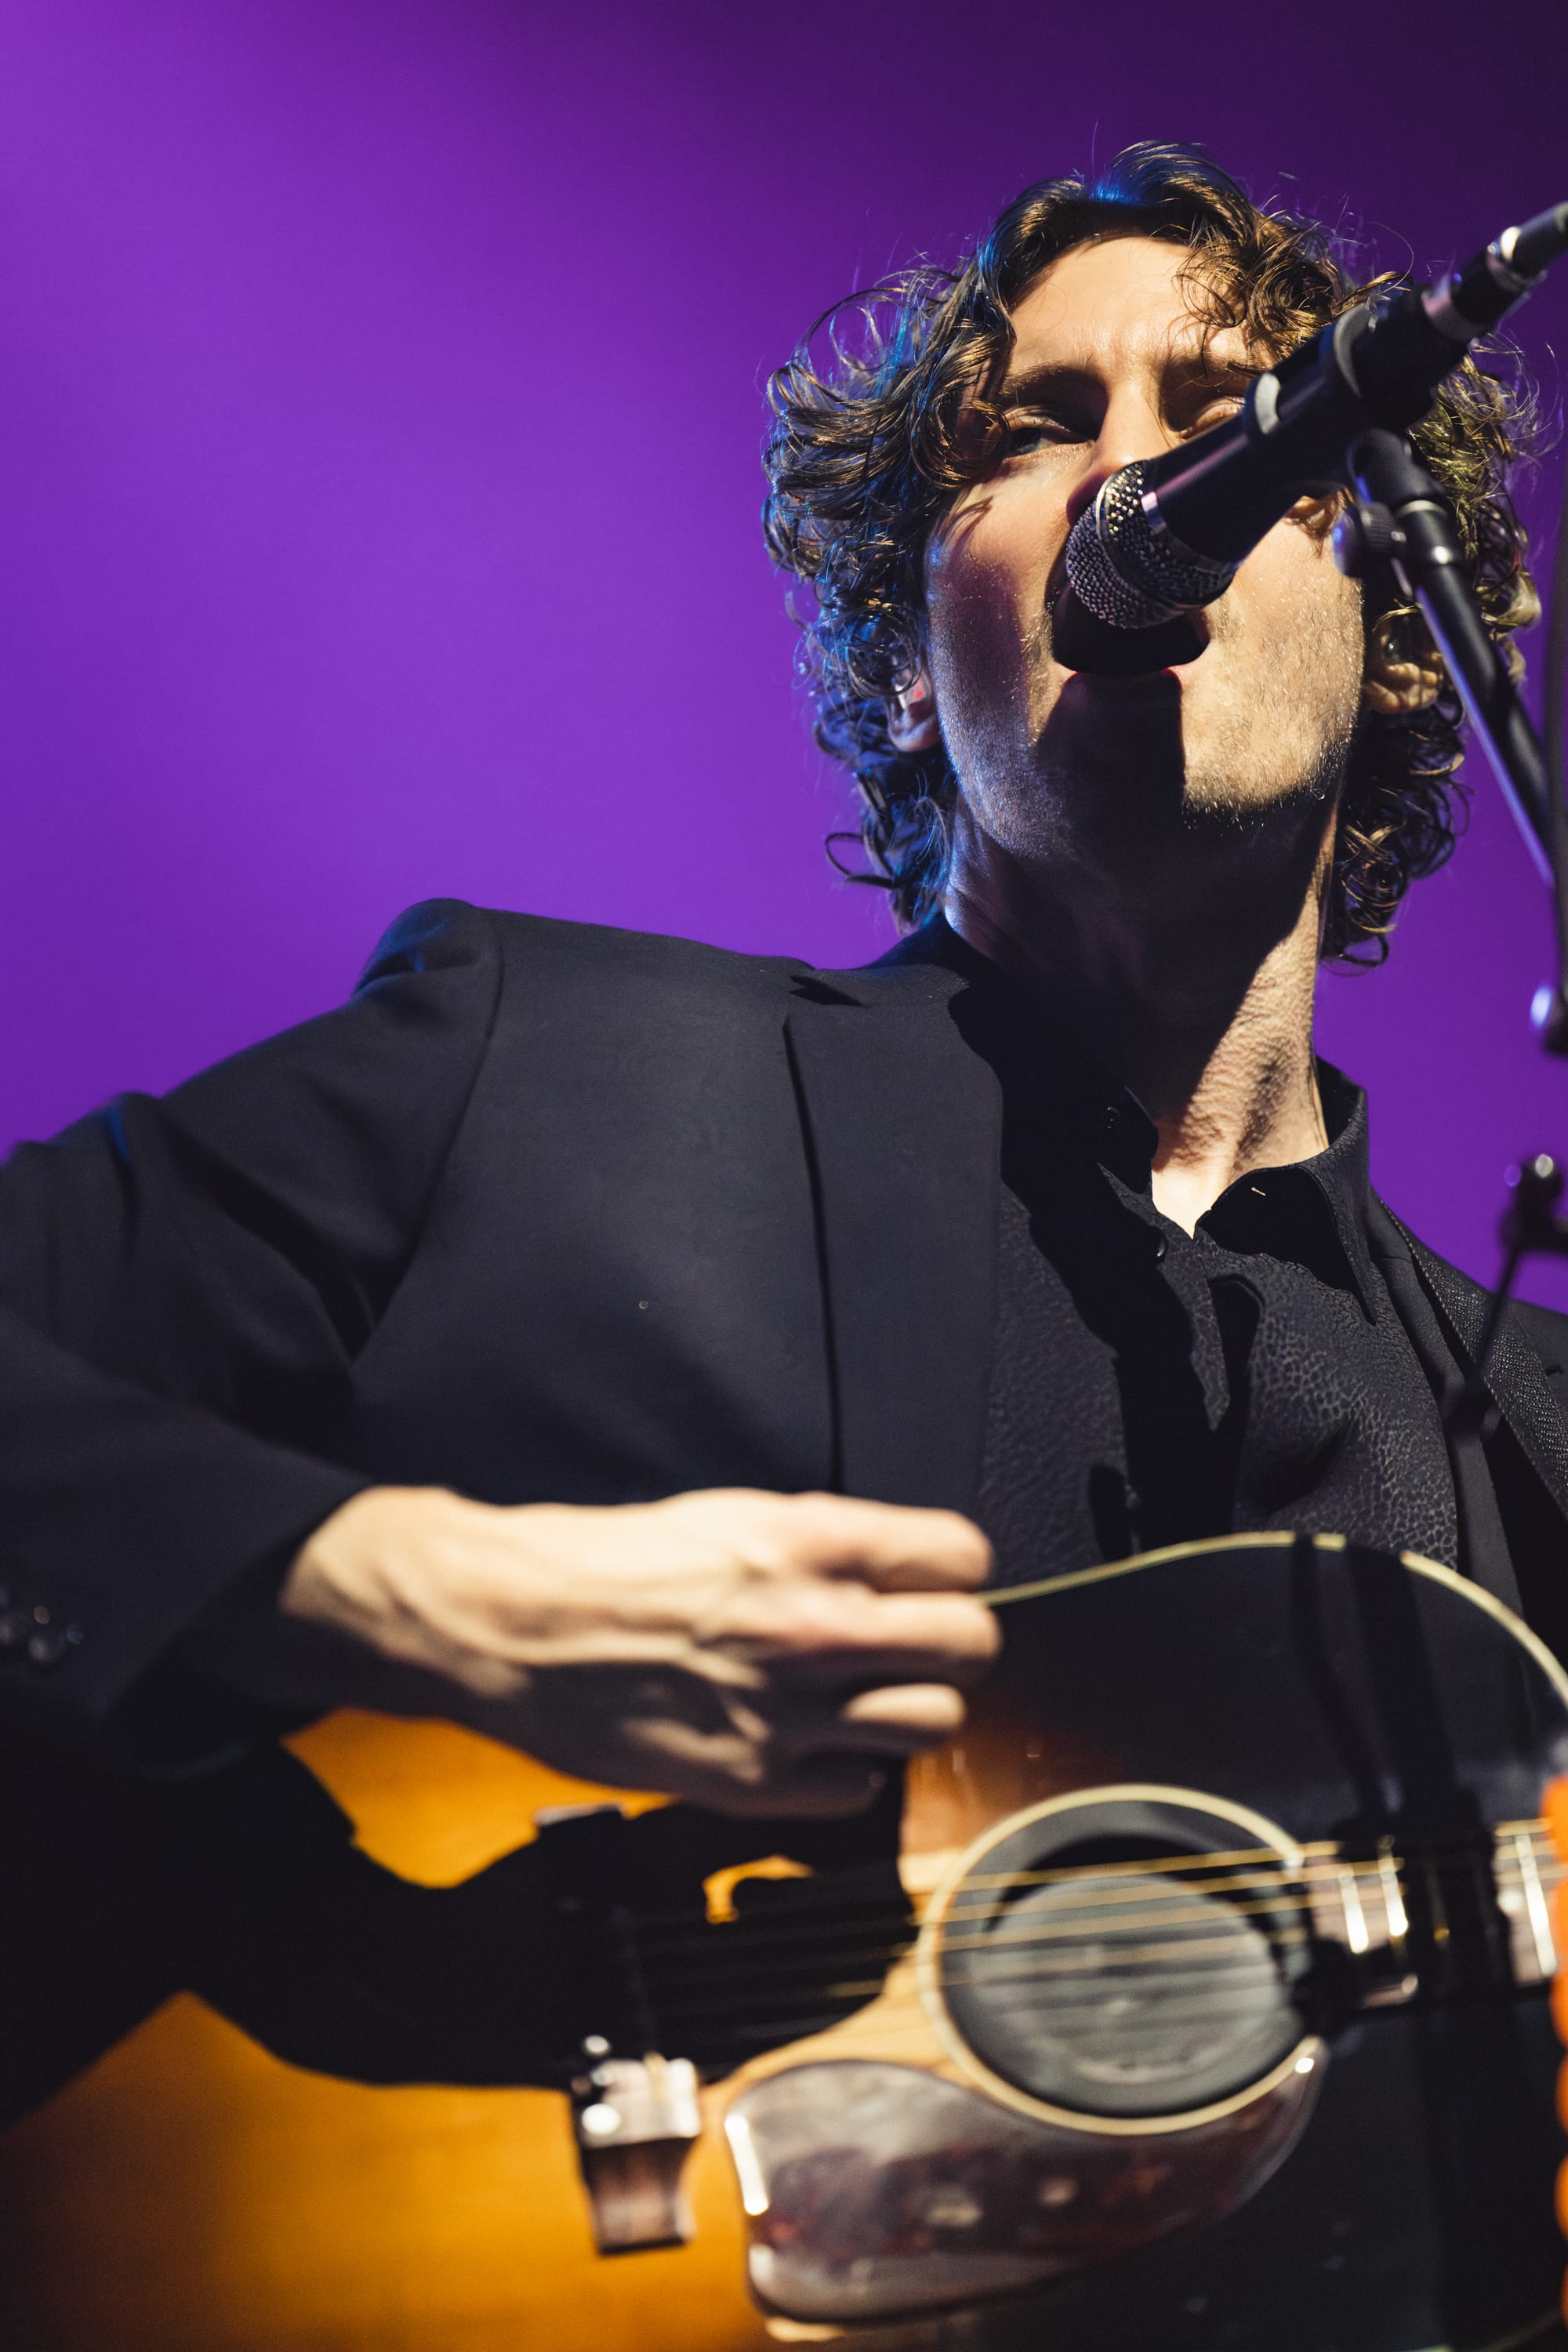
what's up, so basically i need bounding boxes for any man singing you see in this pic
[2,143,1563,2346]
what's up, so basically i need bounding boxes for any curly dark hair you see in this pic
[762,142,1540,961]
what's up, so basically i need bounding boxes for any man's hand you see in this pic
[274,1486,998,1814]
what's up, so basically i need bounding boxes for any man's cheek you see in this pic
[1251,524,1359,641]
[929,566,1034,717]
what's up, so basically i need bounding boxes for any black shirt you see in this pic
[889,920,1461,1586]
[880,923,1566,2352]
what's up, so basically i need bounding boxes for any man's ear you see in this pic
[1362,608,1445,717]
[887,666,942,754]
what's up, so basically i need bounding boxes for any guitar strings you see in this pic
[655,1929,1313,2009]
[653,1976,1310,2061]
[645,1886,1313,1976]
[615,1829,1561,1967]
[619,1818,1556,1929]
[605,1886,1559,2042]
[639,1863,1542,2051]
[619,1875,1559,1989]
[637,1879,1541,2031]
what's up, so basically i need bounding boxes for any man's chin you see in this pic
[1034,679,1189,819]
[1027,744,1337,873]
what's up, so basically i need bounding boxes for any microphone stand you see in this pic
[1341,430,1568,2349]
[1334,426,1568,1420]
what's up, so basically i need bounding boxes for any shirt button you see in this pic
[0,1609,29,1654]
[27,1629,68,1669]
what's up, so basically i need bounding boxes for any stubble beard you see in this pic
[967,593,1365,878]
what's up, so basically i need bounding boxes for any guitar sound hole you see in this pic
[933,1798,1308,2120]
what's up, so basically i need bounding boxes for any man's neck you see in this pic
[942,820,1334,1233]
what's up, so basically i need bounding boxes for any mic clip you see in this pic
[1329,499,1404,581]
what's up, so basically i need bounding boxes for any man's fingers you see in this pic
[762,1680,967,1761]
[608,1672,969,1806]
[837,1681,968,1741]
[772,1494,994,1593]
[615,1722,896,1819]
[308,1484,1004,1817]
[743,1587,1000,1688]
[799,1682,967,1758]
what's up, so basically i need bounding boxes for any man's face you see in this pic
[924,234,1366,902]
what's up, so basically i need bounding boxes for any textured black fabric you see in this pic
[1366,1199,1521,1614]
[1376,1202,1568,1642]
[1385,1205,1568,1525]
[881,920,1475,1590]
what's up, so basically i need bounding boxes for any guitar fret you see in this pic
[1495,1828,1559,1983]
[1298,1827,1563,1991]
[1377,1839,1409,1947]
[1336,1864,1370,1956]
[1518,1830,1556,1976]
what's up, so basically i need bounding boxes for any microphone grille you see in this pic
[1065,462,1239,630]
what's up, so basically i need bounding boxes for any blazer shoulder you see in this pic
[357,901,971,1060]
[356,896,502,985]
[1512,1296,1568,1379]
[1372,1192,1568,1399]
[466,903,816,1005]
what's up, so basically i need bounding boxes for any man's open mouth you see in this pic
[1049,584,1210,679]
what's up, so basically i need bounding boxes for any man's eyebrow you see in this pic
[995,351,1258,407]
[995,361,1099,407]
[1164,347,1258,390]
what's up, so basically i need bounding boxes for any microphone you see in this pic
[1059,200,1568,659]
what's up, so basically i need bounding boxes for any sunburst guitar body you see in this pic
[2,1533,1566,2352]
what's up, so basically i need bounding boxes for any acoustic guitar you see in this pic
[1,1531,1566,2352]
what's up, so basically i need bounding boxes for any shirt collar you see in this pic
[877,916,1379,1316]
[1199,1062,1379,1319]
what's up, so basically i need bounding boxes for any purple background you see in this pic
[3,0,1567,1298]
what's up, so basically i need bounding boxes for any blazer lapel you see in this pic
[1375,1198,1568,1529]
[784,965,1001,1514]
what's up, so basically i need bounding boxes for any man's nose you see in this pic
[1063,394,1170,530]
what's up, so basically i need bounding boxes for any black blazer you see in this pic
[4,897,1568,1737]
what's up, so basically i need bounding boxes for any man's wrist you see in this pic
[278,1485,542,1708]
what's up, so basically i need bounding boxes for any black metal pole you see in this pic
[1334,430,1568,1403]
[1345,427,1568,1054]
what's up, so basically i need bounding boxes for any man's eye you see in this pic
[1184,394,1247,437]
[1003,414,1085,454]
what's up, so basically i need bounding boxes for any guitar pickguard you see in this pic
[727,2048,1320,2328]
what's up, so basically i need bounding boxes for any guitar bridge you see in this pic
[570,2040,703,2254]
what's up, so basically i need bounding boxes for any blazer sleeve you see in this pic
[0,898,503,1736]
